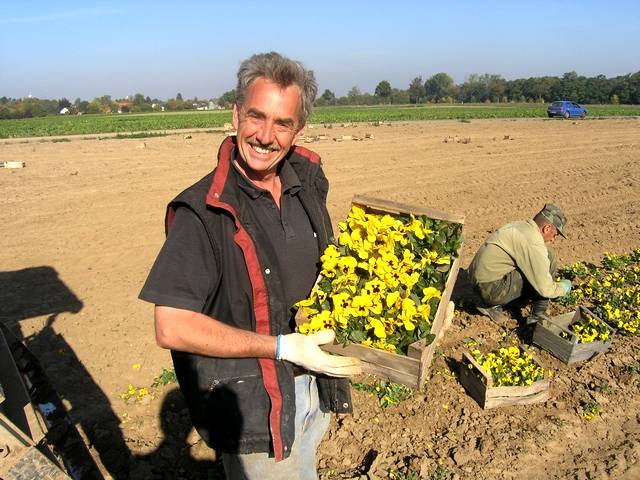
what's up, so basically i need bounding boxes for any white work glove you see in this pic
[278,330,362,377]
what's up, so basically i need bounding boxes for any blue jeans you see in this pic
[221,374,330,480]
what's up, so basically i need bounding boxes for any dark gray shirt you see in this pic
[139,158,320,330]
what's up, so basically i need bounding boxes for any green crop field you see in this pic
[1,104,638,139]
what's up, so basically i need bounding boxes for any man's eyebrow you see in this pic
[245,107,296,128]
[276,117,296,128]
[245,107,266,119]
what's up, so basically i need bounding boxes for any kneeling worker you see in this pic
[468,204,572,325]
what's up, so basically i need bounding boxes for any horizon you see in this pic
[1,0,639,100]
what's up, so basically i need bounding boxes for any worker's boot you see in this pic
[526,299,549,325]
[476,304,509,324]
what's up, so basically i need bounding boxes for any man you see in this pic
[139,52,361,479]
[468,204,572,325]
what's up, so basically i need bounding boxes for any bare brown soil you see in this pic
[1,118,639,479]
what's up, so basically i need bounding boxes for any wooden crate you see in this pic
[296,195,464,391]
[459,349,551,409]
[533,306,615,364]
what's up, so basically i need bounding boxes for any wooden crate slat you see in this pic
[415,257,461,386]
[485,379,551,398]
[352,195,466,224]
[459,361,487,406]
[462,351,492,385]
[359,364,422,389]
[322,342,420,376]
[533,323,573,363]
[484,389,551,409]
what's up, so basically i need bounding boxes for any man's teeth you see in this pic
[252,145,272,154]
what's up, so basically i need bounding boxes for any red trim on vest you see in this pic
[165,206,176,233]
[258,358,283,459]
[204,136,286,461]
[292,144,321,164]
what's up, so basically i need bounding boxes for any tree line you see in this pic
[0,93,211,120]
[2,70,639,120]
[316,71,640,107]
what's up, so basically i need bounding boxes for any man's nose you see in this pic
[256,120,275,146]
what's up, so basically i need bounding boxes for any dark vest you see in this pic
[166,137,351,460]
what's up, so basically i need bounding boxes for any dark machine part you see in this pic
[0,324,103,479]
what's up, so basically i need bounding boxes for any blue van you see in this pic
[547,100,587,118]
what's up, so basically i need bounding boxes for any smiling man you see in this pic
[139,52,361,479]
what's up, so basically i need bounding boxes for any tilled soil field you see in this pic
[1,118,639,479]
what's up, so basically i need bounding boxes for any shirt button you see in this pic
[342,402,349,409]
[284,445,288,451]
[265,268,271,275]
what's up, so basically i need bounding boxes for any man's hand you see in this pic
[278,330,362,377]
[559,279,572,295]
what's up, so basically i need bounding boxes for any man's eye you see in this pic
[275,123,294,132]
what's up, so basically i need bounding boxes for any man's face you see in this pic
[232,77,304,180]
[541,223,559,243]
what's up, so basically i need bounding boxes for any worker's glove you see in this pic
[558,279,572,295]
[277,330,362,377]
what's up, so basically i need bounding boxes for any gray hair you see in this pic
[235,52,317,125]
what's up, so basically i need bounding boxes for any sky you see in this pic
[1,0,639,101]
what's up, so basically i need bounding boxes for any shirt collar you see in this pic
[232,150,302,200]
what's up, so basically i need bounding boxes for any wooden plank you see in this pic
[462,351,492,385]
[533,322,573,363]
[352,195,466,225]
[322,342,420,376]
[358,363,421,389]
[485,379,550,398]
[459,360,487,407]
[415,257,461,387]
[484,389,551,409]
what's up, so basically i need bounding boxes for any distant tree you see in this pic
[0,96,8,105]
[559,71,587,102]
[425,73,454,102]
[85,101,102,114]
[347,86,361,98]
[315,89,336,107]
[390,88,410,104]
[58,98,72,111]
[346,86,362,105]
[133,93,146,106]
[486,74,507,102]
[584,74,610,103]
[374,80,392,102]
[629,71,640,103]
[176,92,183,101]
[215,90,235,109]
[408,76,423,104]
[165,99,186,111]
[145,96,151,103]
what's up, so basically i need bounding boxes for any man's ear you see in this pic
[232,104,239,129]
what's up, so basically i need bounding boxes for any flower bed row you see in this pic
[558,248,640,335]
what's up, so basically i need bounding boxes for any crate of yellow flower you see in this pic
[459,343,551,409]
[295,195,464,391]
[532,306,615,364]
